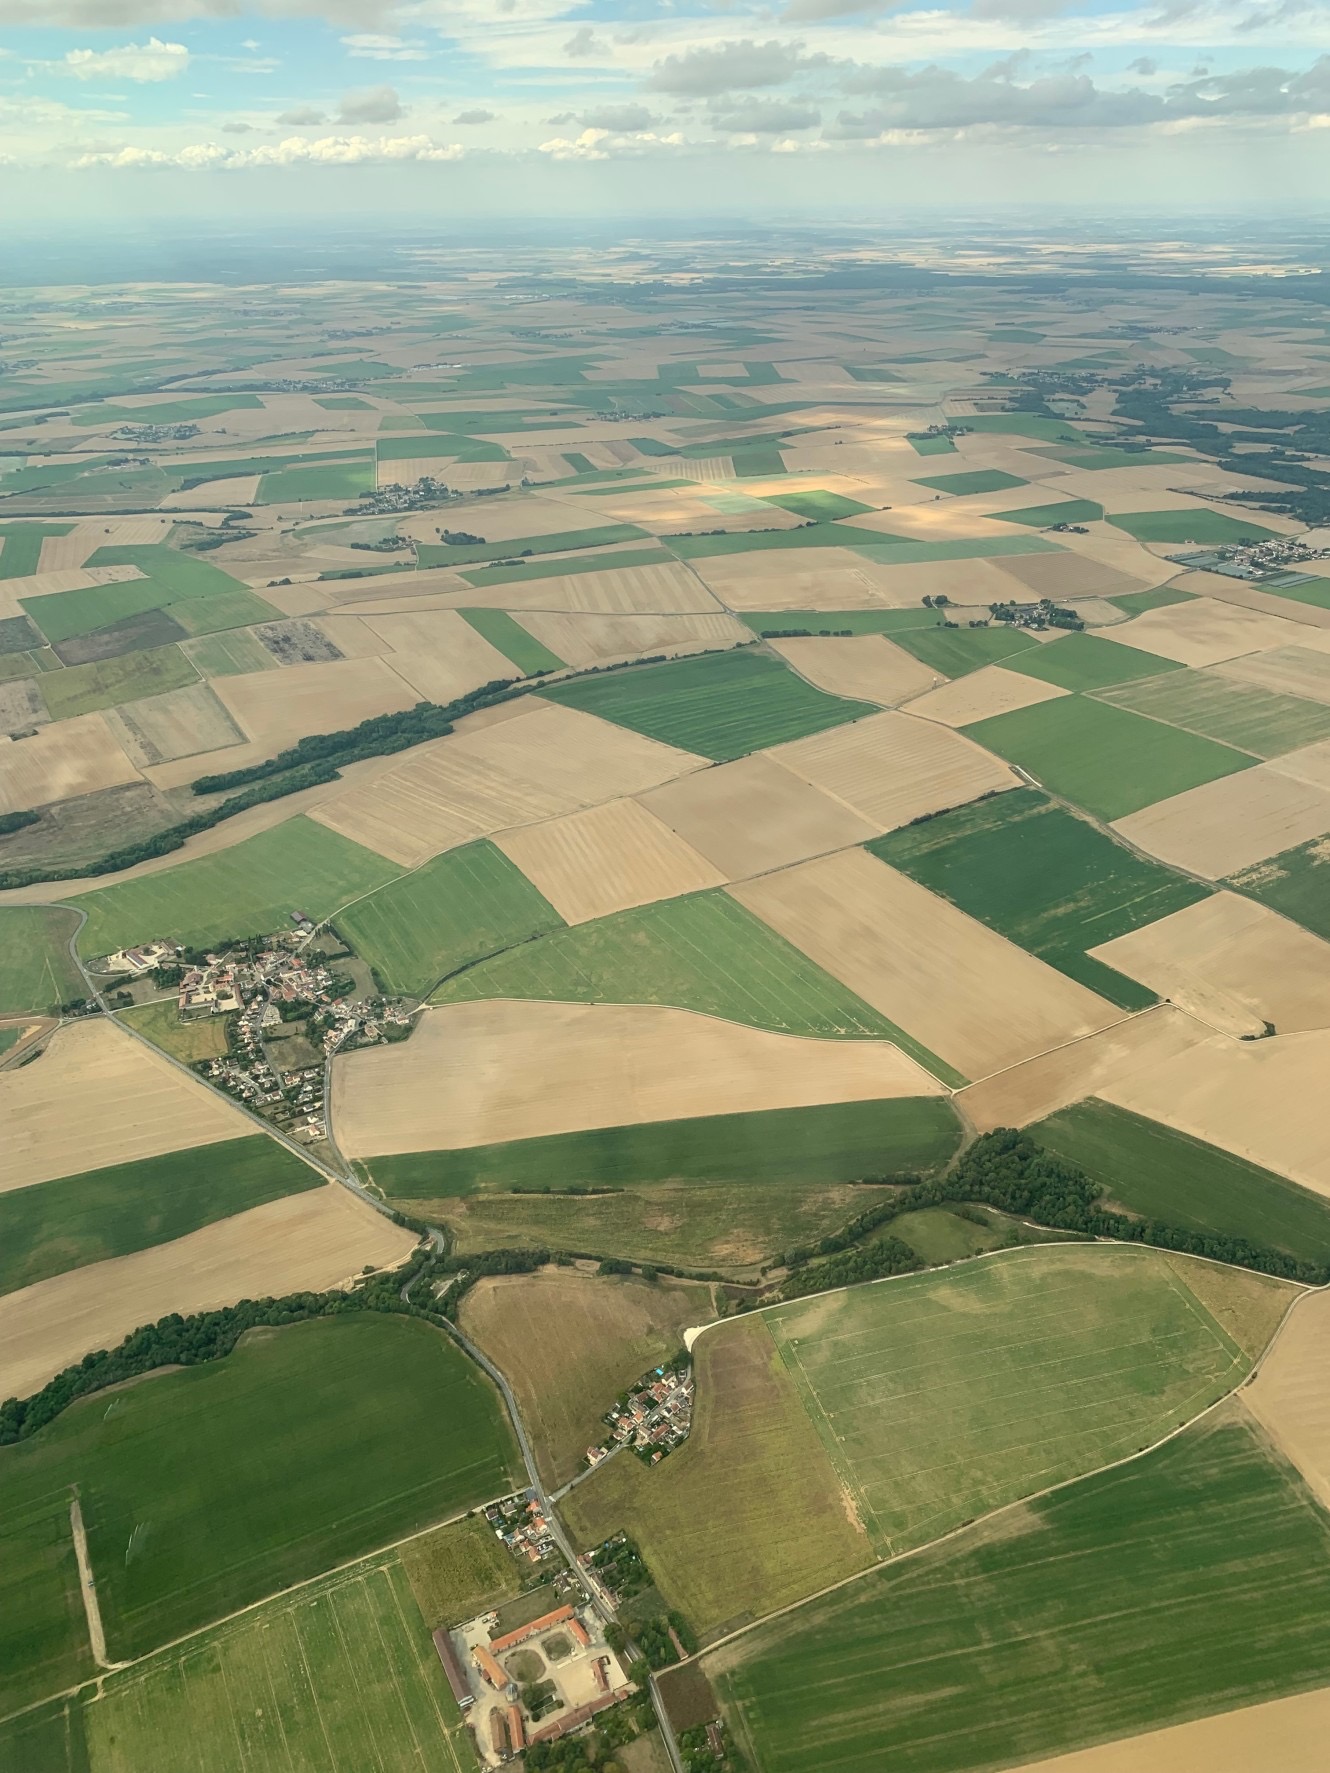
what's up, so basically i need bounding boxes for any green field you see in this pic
[891,623,1039,678]
[0,1486,93,1720]
[0,1314,518,1678]
[1034,447,1194,471]
[73,817,402,957]
[1108,509,1280,544]
[368,1097,962,1201]
[952,414,1088,442]
[872,789,1208,1005]
[180,629,278,677]
[542,650,872,760]
[0,524,73,580]
[1230,838,1330,939]
[256,459,375,503]
[401,1514,522,1631]
[713,1408,1330,1773]
[992,497,1104,527]
[82,546,254,604]
[1261,575,1330,610]
[739,609,945,636]
[428,889,952,1067]
[0,1135,321,1297]
[23,580,172,647]
[966,695,1256,820]
[460,547,674,588]
[666,522,904,559]
[73,394,265,428]
[0,905,85,1013]
[765,1243,1286,1558]
[1098,666,1330,756]
[165,587,281,636]
[907,432,956,455]
[911,469,1027,496]
[456,606,565,674]
[38,645,198,720]
[1109,583,1197,616]
[1004,631,1183,691]
[86,1556,477,1773]
[758,490,875,520]
[0,1695,88,1773]
[416,523,648,569]
[336,841,564,998]
[1033,1099,1330,1267]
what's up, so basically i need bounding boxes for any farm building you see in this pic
[432,1629,473,1710]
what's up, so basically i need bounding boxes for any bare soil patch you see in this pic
[1114,600,1306,666]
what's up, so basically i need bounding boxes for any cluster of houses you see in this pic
[483,1490,559,1566]
[1176,535,1330,584]
[587,1361,694,1470]
[356,475,462,514]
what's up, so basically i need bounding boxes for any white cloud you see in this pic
[537,125,685,158]
[338,83,405,123]
[341,33,428,61]
[65,36,189,82]
[277,105,327,125]
[74,132,466,169]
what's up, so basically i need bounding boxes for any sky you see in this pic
[0,0,1328,225]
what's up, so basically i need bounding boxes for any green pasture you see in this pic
[872,789,1207,1006]
[370,1097,962,1202]
[460,547,673,588]
[966,694,1256,820]
[0,1314,518,1672]
[1034,1099,1330,1268]
[1098,666,1330,756]
[541,650,872,760]
[38,646,198,720]
[0,905,84,1013]
[256,459,375,503]
[891,623,1039,678]
[456,607,565,675]
[713,1409,1330,1773]
[992,497,1104,527]
[73,817,401,957]
[0,1136,321,1298]
[906,433,956,455]
[758,490,875,520]
[0,1696,88,1773]
[1109,583,1196,616]
[911,469,1027,496]
[336,840,564,999]
[167,587,280,635]
[416,524,647,569]
[1004,631,1182,691]
[0,524,73,580]
[1108,509,1280,544]
[179,629,277,677]
[0,1486,93,1719]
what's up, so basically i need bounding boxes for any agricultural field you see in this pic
[117,996,232,1062]
[1099,665,1330,755]
[1108,509,1280,544]
[891,624,1040,677]
[1004,632,1182,692]
[0,904,84,1013]
[456,606,565,674]
[401,1514,523,1631]
[37,644,198,720]
[1231,836,1330,938]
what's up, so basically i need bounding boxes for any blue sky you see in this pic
[1,0,1327,219]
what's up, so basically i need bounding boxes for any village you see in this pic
[586,1359,694,1471]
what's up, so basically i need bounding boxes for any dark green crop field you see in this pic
[872,789,1208,1004]
[910,469,1027,496]
[1108,509,1280,544]
[456,606,565,674]
[878,623,1039,679]
[1230,838,1330,939]
[992,497,1104,527]
[0,1136,322,1297]
[713,1408,1330,1773]
[541,650,873,761]
[1005,631,1182,692]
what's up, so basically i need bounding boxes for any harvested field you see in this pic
[459,1268,711,1485]
[990,550,1148,600]
[1099,666,1330,757]
[0,711,140,812]
[1113,765,1330,879]
[958,1004,1211,1132]
[0,1185,414,1400]
[769,634,940,705]
[1216,643,1330,705]
[1243,1287,1330,1512]
[694,550,894,612]
[561,1314,872,1640]
[1113,600,1306,666]
[495,798,724,923]
[361,608,519,702]
[771,708,1017,828]
[332,999,942,1157]
[509,609,747,668]
[311,699,704,867]
[2,1017,250,1192]
[1002,1687,1330,1773]
[1100,1027,1330,1199]
[37,646,198,723]
[464,561,718,614]
[732,848,1119,1080]
[1090,892,1330,1036]
[906,664,1068,726]
[0,676,46,734]
[213,657,419,759]
[103,681,244,767]
[639,754,878,878]
[180,628,278,678]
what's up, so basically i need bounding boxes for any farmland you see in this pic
[118,997,233,1062]
[1005,632,1182,692]
[38,644,198,720]
[872,789,1209,1004]
[0,1314,518,1674]
[0,905,84,1013]
[994,497,1104,526]
[1108,509,1280,543]
[911,468,1027,495]
[256,458,375,502]
[1101,667,1330,756]
[0,1134,321,1295]
[0,523,72,579]
[542,650,874,760]
[891,624,1039,677]
[457,606,565,674]
[401,1514,522,1631]
[1231,837,1330,938]
[335,840,563,998]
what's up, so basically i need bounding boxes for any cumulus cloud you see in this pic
[647,40,829,97]
[707,95,821,132]
[276,105,326,125]
[341,33,428,61]
[579,102,659,132]
[454,108,495,124]
[222,120,255,133]
[563,27,605,58]
[538,126,685,160]
[337,83,404,124]
[0,0,373,17]
[65,36,188,81]
[75,133,465,169]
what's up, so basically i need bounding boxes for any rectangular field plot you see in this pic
[1231,835,1330,940]
[1004,631,1182,692]
[872,789,1209,1007]
[1098,666,1330,757]
[457,605,565,674]
[891,623,1039,678]
[0,1488,93,1720]
[37,646,198,721]
[335,839,563,998]
[966,695,1255,821]
[1114,765,1330,880]
[1108,508,1280,544]
[73,816,402,957]
[1033,1100,1330,1270]
[765,1244,1283,1558]
[542,650,873,761]
[711,1408,1330,1773]
[0,904,84,1014]
[87,1558,475,1773]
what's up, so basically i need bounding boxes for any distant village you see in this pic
[586,1359,694,1470]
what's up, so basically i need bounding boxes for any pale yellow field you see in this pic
[0,1184,415,1399]
[1242,1288,1330,1513]
[640,753,878,879]
[312,614,395,658]
[989,551,1148,600]
[458,562,720,616]
[36,516,169,573]
[731,849,1120,1081]
[1089,892,1330,1037]
[104,682,245,768]
[1112,766,1330,879]
[769,635,940,705]
[1216,644,1330,704]
[906,663,1069,726]
[0,712,141,813]
[510,609,747,669]
[1099,1028,1330,1198]
[495,797,724,924]
[1171,573,1330,632]
[332,999,942,1156]
[161,474,260,508]
[311,698,705,866]
[216,654,418,744]
[690,548,888,611]
[1003,1684,1330,1773]
[3,1017,251,1192]
[772,709,1018,829]
[361,609,519,702]
[1113,599,1305,666]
